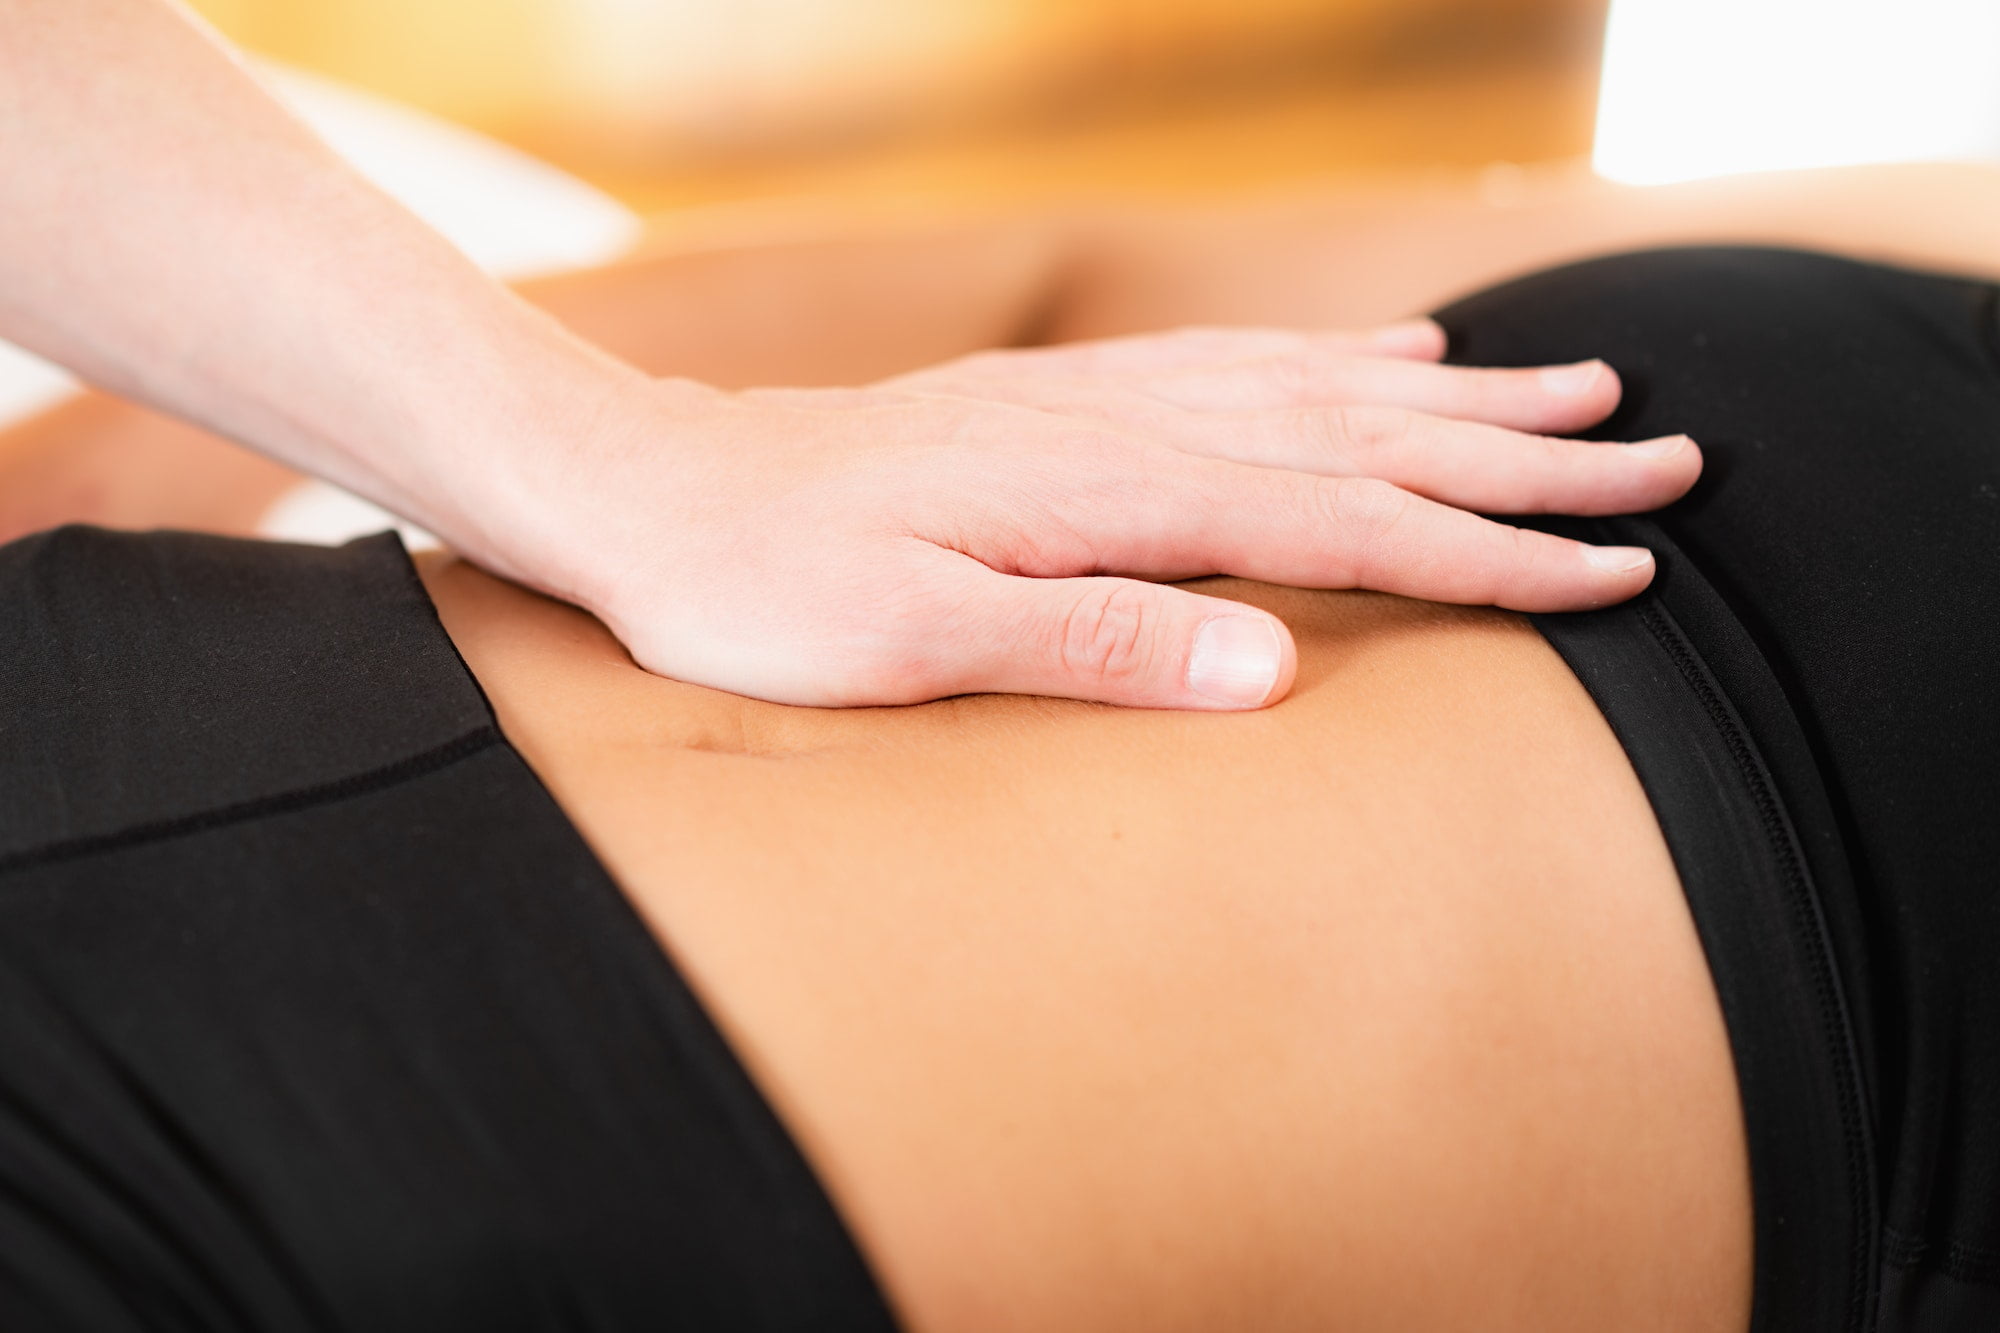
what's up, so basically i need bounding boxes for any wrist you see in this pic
[401,318,718,613]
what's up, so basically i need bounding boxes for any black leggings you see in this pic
[1438,248,2000,1333]
[0,530,899,1332]
[1,249,1995,1331]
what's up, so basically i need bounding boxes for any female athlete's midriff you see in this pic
[419,555,1753,1333]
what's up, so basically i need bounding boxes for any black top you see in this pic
[0,527,900,1332]
[1439,248,2000,1333]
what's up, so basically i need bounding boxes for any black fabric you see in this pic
[0,528,491,866]
[0,528,899,1332]
[1436,248,2000,1333]
[4,250,1995,1333]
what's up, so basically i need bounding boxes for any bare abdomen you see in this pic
[424,558,1752,1333]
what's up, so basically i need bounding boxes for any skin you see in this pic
[0,383,1749,1324]
[10,149,1996,590]
[1048,159,2000,335]
[0,0,1667,712]
[419,552,1751,1333]
[9,159,1996,1328]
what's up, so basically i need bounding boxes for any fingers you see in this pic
[1045,457,1659,614]
[942,566,1298,710]
[1137,353,1622,434]
[898,324,1623,442]
[1165,408,1702,516]
[1179,465,1658,612]
[911,319,1448,387]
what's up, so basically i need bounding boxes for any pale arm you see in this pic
[0,8,1689,714]
[0,0,641,538]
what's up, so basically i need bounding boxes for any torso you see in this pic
[419,557,1751,1333]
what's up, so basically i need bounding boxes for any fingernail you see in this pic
[1623,435,1689,460]
[1540,360,1605,396]
[1584,545,1654,574]
[1187,615,1282,707]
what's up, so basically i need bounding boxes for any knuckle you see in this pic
[1451,366,1514,410]
[1496,522,1566,602]
[1313,476,1416,580]
[1324,406,1412,464]
[1057,582,1160,687]
[1269,351,1315,401]
[1316,474,1410,537]
[1503,521,1540,585]
[1310,406,1360,462]
[1532,430,1574,470]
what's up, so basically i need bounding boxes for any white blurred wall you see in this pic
[1595,0,2000,183]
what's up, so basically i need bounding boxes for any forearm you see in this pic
[19,156,1998,530]
[0,0,637,544]
[0,209,1076,541]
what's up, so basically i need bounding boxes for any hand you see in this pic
[487,321,1698,709]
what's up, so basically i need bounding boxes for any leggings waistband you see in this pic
[1530,517,1877,1333]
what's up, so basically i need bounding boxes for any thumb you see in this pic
[950,570,1297,709]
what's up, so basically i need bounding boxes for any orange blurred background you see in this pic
[188,0,1608,210]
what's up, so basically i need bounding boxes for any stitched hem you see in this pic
[0,727,501,876]
[1635,598,1877,1330]
[1884,1228,2000,1289]
[1528,549,1880,1333]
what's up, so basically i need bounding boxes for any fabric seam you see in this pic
[1883,1226,2000,1289]
[1635,598,1876,1332]
[375,534,905,1323]
[0,727,501,876]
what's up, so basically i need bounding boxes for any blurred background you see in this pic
[12,1,1999,536]
[185,0,1611,211]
